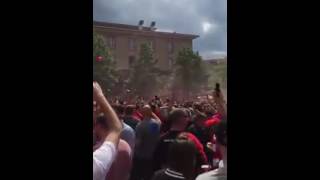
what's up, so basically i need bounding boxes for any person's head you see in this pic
[136,101,144,110]
[113,105,125,119]
[167,139,197,180]
[203,103,215,117]
[150,102,156,112]
[193,103,203,112]
[168,108,189,131]
[125,105,135,116]
[194,112,207,127]
[141,104,152,118]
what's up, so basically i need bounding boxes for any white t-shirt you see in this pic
[196,161,227,180]
[93,141,117,180]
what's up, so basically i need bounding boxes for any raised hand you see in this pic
[93,81,104,102]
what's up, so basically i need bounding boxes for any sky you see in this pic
[93,0,227,59]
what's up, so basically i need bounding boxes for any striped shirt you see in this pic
[152,168,186,180]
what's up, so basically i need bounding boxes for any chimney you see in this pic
[138,20,144,30]
[150,21,156,31]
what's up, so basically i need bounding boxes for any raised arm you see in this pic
[93,82,123,180]
[93,82,122,146]
[152,112,162,125]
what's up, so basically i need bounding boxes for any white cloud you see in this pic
[201,21,218,34]
[202,22,211,33]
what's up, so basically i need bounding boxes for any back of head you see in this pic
[168,109,186,124]
[168,108,188,130]
[113,105,125,117]
[194,112,207,121]
[194,103,203,112]
[168,139,197,180]
[150,103,157,113]
[192,112,206,128]
[141,104,152,118]
[125,105,135,116]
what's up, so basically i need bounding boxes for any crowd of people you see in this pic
[93,81,227,180]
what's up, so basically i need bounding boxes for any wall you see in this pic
[94,28,193,71]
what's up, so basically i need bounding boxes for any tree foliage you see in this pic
[207,61,227,89]
[128,43,160,98]
[93,31,117,93]
[173,48,209,98]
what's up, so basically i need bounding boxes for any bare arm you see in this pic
[93,82,122,146]
[152,112,162,125]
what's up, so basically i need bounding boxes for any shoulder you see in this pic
[93,141,116,156]
[151,119,161,126]
[196,169,226,180]
[117,140,132,159]
[152,169,166,180]
[118,140,131,151]
[135,121,144,129]
[150,118,158,123]
[123,123,135,133]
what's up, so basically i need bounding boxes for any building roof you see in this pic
[205,57,227,61]
[94,21,153,31]
[204,57,227,64]
[93,21,199,40]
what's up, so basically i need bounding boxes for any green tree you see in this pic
[128,43,159,98]
[207,61,227,89]
[173,48,209,99]
[93,31,117,94]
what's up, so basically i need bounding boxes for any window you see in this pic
[128,38,136,50]
[148,40,155,51]
[168,58,174,68]
[128,56,135,68]
[168,41,174,54]
[106,37,116,49]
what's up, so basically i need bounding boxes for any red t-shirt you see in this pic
[133,111,143,121]
[184,132,208,163]
[204,114,222,128]
[155,110,165,122]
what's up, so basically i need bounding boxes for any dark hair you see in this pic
[149,100,156,109]
[168,109,187,125]
[168,139,197,180]
[194,112,207,122]
[113,105,125,115]
[125,105,135,115]
[96,115,108,130]
[194,103,203,112]
[214,120,227,147]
